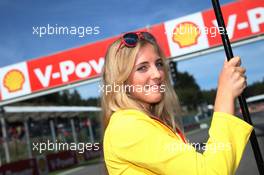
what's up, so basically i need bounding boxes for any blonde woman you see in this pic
[102,31,252,175]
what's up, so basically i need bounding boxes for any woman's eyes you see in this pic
[137,66,147,72]
[136,61,164,72]
[156,61,164,69]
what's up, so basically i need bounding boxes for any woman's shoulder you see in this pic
[104,109,159,156]
[108,109,149,125]
[106,108,154,132]
[104,109,159,144]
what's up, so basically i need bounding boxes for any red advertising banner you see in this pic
[0,0,263,103]
[203,0,264,47]
[46,151,78,172]
[164,0,264,56]
[27,37,116,92]
[0,158,39,175]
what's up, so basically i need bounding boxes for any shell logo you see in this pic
[3,69,25,93]
[172,22,201,48]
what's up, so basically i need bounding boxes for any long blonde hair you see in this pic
[101,34,183,133]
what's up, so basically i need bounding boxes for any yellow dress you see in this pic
[103,109,253,175]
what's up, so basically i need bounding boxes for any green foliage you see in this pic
[174,71,203,110]
[18,89,99,106]
[200,89,217,105]
[244,78,264,98]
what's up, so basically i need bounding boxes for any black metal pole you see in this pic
[211,0,264,174]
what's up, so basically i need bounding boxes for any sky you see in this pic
[0,0,263,100]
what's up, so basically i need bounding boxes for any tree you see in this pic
[244,79,264,98]
[70,90,82,105]
[173,71,202,110]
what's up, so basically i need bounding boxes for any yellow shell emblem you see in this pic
[172,22,201,48]
[3,69,25,92]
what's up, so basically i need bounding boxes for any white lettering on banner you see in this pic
[212,7,264,39]
[52,72,61,79]
[212,14,237,39]
[75,62,92,78]
[237,22,249,30]
[60,60,75,82]
[89,58,104,73]
[34,57,105,87]
[34,65,52,87]
[226,14,237,39]
[248,7,264,33]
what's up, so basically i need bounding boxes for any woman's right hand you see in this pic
[214,56,247,115]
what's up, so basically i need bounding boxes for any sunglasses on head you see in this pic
[116,31,156,53]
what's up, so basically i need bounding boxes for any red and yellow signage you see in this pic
[172,22,201,48]
[27,37,116,92]
[0,0,263,102]
[4,69,25,93]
